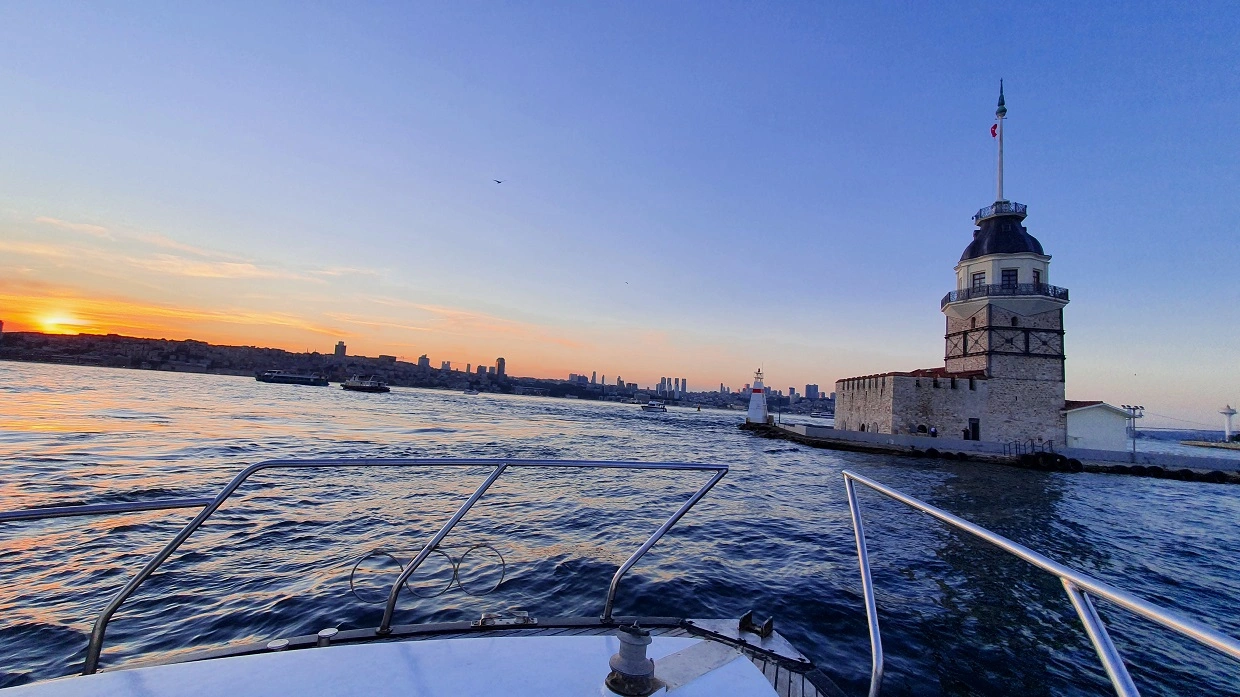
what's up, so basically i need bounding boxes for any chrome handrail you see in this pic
[83,458,726,674]
[843,469,1240,697]
[0,498,212,523]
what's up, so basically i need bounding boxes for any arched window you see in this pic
[918,424,928,434]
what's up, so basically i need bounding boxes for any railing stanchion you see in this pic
[844,474,884,697]
[601,468,726,622]
[378,463,509,634]
[1063,580,1140,697]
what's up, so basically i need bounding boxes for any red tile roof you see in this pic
[836,367,987,382]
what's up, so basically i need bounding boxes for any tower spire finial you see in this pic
[995,79,1006,201]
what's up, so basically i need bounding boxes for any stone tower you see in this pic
[940,82,1070,443]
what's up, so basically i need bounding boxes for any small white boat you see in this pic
[641,400,667,412]
[341,376,390,393]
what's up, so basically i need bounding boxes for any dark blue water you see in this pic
[1,362,1237,695]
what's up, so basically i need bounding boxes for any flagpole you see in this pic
[996,79,1007,202]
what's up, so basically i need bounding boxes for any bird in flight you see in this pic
[493,179,503,184]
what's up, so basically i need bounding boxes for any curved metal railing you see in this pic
[82,458,727,674]
[843,469,1240,697]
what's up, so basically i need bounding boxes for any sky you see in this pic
[0,1,1237,428]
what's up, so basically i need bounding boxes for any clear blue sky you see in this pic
[0,2,1236,427]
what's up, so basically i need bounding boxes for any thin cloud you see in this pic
[124,254,309,280]
[34,216,112,238]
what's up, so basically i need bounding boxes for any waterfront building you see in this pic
[417,355,430,368]
[1224,405,1237,441]
[835,85,1085,446]
[334,341,346,357]
[496,357,506,377]
[477,365,488,376]
[441,361,451,371]
[1063,401,1131,451]
[806,384,819,400]
[746,369,769,424]
[680,378,687,394]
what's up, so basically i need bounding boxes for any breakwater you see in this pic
[742,422,1240,484]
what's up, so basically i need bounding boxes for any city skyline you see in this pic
[1,3,1237,427]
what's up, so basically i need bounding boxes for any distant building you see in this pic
[591,371,596,384]
[496,357,505,377]
[441,361,451,371]
[378,355,396,363]
[569,373,579,382]
[417,355,430,368]
[1063,401,1130,451]
[681,378,687,394]
[477,365,487,376]
[488,366,496,375]
[467,363,472,374]
[334,341,346,357]
[806,384,819,400]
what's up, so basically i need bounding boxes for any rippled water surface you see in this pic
[1,362,1237,695]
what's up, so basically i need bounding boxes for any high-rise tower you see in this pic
[940,82,1069,441]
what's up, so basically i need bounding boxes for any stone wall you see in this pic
[889,375,989,438]
[834,375,895,433]
[835,373,1066,444]
[982,377,1066,444]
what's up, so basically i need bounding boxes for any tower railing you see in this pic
[973,200,1028,223]
[941,283,1069,309]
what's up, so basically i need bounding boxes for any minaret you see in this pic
[746,369,769,424]
[1222,405,1237,441]
[940,83,1070,445]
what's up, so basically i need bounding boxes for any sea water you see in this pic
[1,362,1237,695]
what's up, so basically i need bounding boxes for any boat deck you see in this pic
[13,618,845,697]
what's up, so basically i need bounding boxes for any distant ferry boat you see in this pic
[641,400,667,412]
[341,376,390,393]
[810,411,833,419]
[255,370,329,386]
[462,388,480,395]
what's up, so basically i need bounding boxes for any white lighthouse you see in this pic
[1222,405,1237,441]
[746,369,769,425]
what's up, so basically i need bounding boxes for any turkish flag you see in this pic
[990,124,998,138]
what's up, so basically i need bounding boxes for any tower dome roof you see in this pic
[960,208,1044,261]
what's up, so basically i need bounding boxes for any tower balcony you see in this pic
[941,282,1069,309]
[973,200,1027,224]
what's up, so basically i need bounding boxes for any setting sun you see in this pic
[38,313,90,335]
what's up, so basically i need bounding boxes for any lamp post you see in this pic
[1121,405,1144,463]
